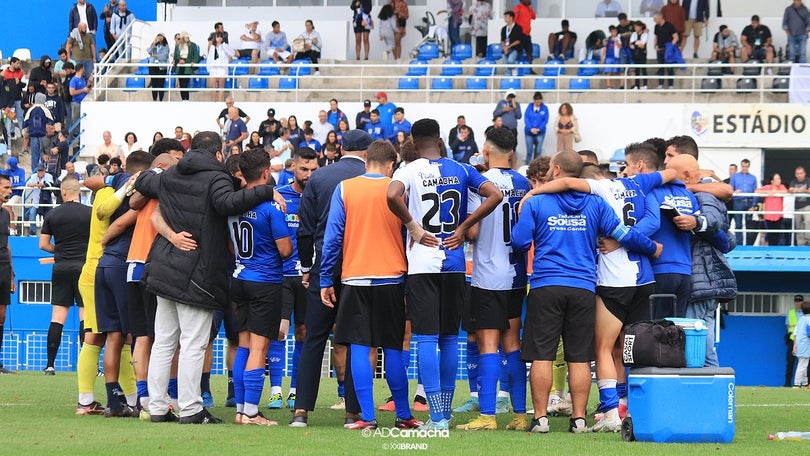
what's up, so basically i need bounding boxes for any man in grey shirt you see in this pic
[492,90,522,148]
[783,0,810,63]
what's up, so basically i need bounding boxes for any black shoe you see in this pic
[151,411,179,423]
[569,417,588,434]
[413,395,428,406]
[104,405,138,418]
[0,365,15,374]
[44,367,55,376]
[289,411,308,428]
[344,413,360,428]
[179,408,222,424]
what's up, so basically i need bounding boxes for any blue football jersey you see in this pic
[274,184,303,276]
[229,200,289,283]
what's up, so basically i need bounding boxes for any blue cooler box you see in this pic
[627,367,735,443]
[666,318,708,368]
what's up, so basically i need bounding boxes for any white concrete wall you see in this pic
[79,100,802,178]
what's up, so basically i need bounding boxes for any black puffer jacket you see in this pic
[135,149,273,311]
[689,192,737,303]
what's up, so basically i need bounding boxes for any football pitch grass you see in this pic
[1,373,808,455]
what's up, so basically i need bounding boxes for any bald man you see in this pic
[666,154,736,367]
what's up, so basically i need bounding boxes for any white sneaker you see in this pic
[529,416,549,433]
[590,408,622,433]
[329,397,346,410]
[549,397,572,416]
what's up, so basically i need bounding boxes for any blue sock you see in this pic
[200,372,211,395]
[268,340,285,389]
[498,347,511,396]
[233,346,249,409]
[350,344,375,422]
[617,382,628,400]
[384,348,410,419]
[337,380,345,398]
[597,379,619,410]
[439,334,458,420]
[402,349,410,377]
[243,368,265,416]
[168,378,178,400]
[466,341,479,395]
[136,380,148,401]
[417,334,443,422]
[290,341,303,389]
[478,353,499,415]
[507,350,526,414]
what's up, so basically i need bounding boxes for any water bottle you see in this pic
[768,431,810,441]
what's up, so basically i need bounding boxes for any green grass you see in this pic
[1,373,808,455]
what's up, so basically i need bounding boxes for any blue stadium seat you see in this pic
[195,66,209,76]
[499,77,521,91]
[190,76,205,90]
[259,59,280,76]
[278,77,298,91]
[163,74,176,89]
[475,59,497,76]
[577,59,600,77]
[291,59,311,76]
[225,77,238,89]
[135,58,149,75]
[543,59,565,76]
[466,77,487,90]
[230,60,249,76]
[247,77,268,91]
[406,60,429,76]
[124,76,145,92]
[486,43,503,61]
[440,59,463,76]
[452,43,473,61]
[532,43,541,59]
[534,77,556,90]
[418,43,440,60]
[569,77,591,92]
[431,77,453,91]
[398,77,420,90]
[516,59,532,76]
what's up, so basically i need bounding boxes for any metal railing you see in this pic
[5,186,93,235]
[727,192,810,247]
[89,60,807,104]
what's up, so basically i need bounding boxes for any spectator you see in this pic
[2,157,26,224]
[68,63,90,142]
[58,62,76,130]
[215,97,250,135]
[389,107,411,143]
[44,82,66,127]
[681,0,710,58]
[336,118,351,146]
[595,0,624,18]
[654,12,679,89]
[286,115,304,150]
[741,15,775,63]
[96,130,118,160]
[239,21,262,67]
[272,127,294,162]
[40,124,59,162]
[548,20,577,60]
[485,115,504,136]
[355,100,372,131]
[524,91,549,164]
[501,11,523,77]
[447,0,464,46]
[25,165,54,236]
[224,107,248,155]
[323,130,341,157]
[375,91,397,136]
[756,173,789,246]
[295,20,322,74]
[470,0,493,58]
[206,33,235,102]
[378,5,398,61]
[326,99,347,131]
[392,0,409,60]
[320,142,341,167]
[2,58,25,138]
[449,124,477,163]
[364,109,386,141]
[207,22,230,44]
[312,110,332,145]
[119,132,142,162]
[493,90,521,148]
[514,0,537,64]
[174,31,200,102]
[448,115,476,146]
[351,0,373,60]
[69,0,98,34]
[601,25,622,88]
[661,0,686,47]
[100,0,119,52]
[110,0,135,60]
[711,25,738,63]
[640,0,665,17]
[730,158,758,245]
[783,0,810,64]
[630,21,650,89]
[259,108,282,146]
[299,128,322,155]
[67,23,97,78]
[53,49,76,89]
[29,56,54,94]
[22,93,53,172]
[555,102,579,152]
[60,161,83,183]
[146,33,170,102]
[265,21,293,69]
[790,166,810,245]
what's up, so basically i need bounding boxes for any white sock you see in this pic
[497,391,510,398]
[289,387,296,395]
[597,379,617,391]
[171,398,179,411]
[139,396,150,410]
[271,386,282,395]
[470,392,478,398]
[415,384,425,398]
[78,393,94,405]
[236,403,244,414]
[244,403,259,417]
[126,392,138,407]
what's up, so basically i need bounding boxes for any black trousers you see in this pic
[521,33,533,62]
[293,272,359,413]
[656,50,674,87]
[294,50,321,71]
[148,66,168,101]
[177,72,191,101]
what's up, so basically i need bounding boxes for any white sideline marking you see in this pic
[736,403,810,407]
[0,403,33,406]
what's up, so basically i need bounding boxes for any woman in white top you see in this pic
[294,20,322,74]
[119,131,142,161]
[206,32,235,101]
[629,21,649,89]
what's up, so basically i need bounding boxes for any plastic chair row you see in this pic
[396,76,588,92]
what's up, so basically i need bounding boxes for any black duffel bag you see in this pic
[622,319,686,368]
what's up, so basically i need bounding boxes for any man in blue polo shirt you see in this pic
[730,158,758,245]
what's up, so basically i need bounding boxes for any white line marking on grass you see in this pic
[737,403,810,407]
[0,403,33,406]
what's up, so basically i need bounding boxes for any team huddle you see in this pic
[62,117,735,434]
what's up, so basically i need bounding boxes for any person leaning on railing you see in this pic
[756,172,789,246]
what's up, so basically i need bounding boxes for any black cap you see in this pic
[363,99,372,107]
[795,295,804,302]
[341,129,373,151]
[267,108,275,117]
[36,164,46,171]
